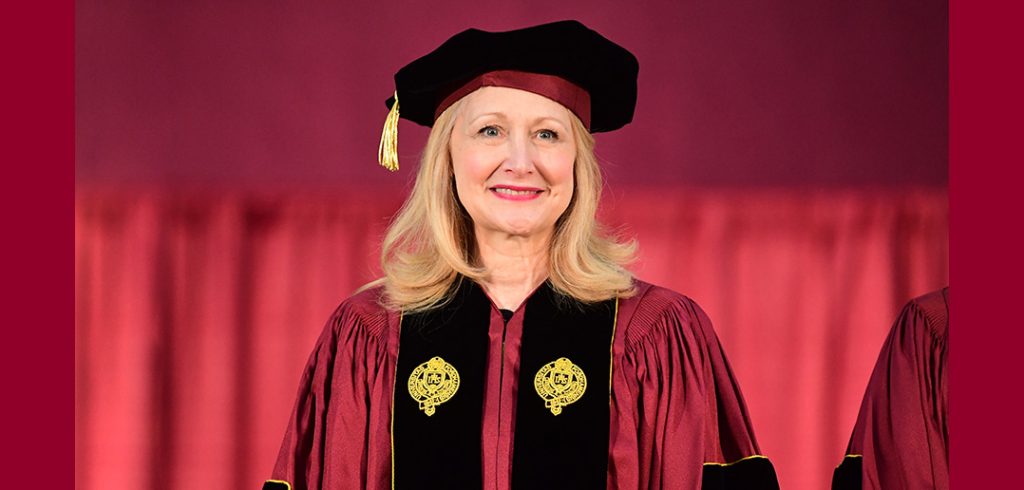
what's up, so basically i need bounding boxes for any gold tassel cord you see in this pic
[378,91,401,171]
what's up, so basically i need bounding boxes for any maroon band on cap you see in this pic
[434,70,592,129]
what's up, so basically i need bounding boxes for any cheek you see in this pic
[451,150,493,219]
[549,151,577,193]
[553,151,578,216]
[452,146,497,187]
[558,161,576,188]
[451,165,475,214]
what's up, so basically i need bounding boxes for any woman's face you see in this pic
[450,86,577,241]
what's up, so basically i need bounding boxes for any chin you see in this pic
[500,220,556,238]
[500,226,539,237]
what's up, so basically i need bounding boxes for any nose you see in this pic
[500,133,536,175]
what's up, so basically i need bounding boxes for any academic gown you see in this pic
[832,288,949,490]
[265,279,778,489]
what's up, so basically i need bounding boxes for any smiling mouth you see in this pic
[492,187,543,196]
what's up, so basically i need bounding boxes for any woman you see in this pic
[265,20,778,490]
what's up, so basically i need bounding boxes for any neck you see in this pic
[474,228,551,310]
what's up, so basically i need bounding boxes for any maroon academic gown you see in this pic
[266,280,773,489]
[833,288,949,490]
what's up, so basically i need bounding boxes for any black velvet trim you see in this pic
[702,457,780,490]
[511,284,616,490]
[831,456,863,490]
[261,480,291,490]
[392,280,490,489]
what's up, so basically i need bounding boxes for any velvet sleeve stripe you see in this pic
[701,455,780,490]
[830,455,862,490]
[262,480,292,490]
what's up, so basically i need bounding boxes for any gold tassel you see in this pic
[378,91,400,171]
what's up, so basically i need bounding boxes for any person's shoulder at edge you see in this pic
[903,286,949,342]
[618,279,717,351]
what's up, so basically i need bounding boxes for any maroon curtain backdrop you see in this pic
[76,0,946,189]
[75,187,946,490]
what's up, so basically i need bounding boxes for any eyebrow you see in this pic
[468,112,569,128]
[468,112,506,124]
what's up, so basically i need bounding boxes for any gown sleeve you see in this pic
[619,285,779,489]
[263,289,394,490]
[832,288,949,490]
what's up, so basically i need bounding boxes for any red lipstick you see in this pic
[489,185,544,201]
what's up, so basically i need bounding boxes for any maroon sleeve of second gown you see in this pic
[841,288,949,490]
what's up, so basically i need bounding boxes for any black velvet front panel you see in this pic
[511,284,616,490]
[702,457,781,490]
[392,280,490,489]
[830,456,862,490]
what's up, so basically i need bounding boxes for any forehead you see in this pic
[457,86,572,122]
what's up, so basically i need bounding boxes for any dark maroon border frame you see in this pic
[5,0,1018,487]
[3,1,73,487]
[950,0,1023,487]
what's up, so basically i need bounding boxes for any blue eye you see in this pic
[538,129,559,140]
[479,126,500,137]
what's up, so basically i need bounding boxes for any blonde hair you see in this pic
[375,99,636,312]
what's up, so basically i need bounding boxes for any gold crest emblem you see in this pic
[534,357,587,415]
[407,356,460,416]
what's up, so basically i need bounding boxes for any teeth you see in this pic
[494,188,538,196]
